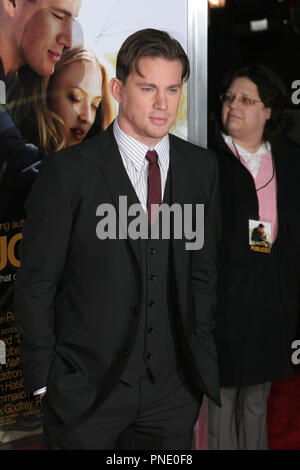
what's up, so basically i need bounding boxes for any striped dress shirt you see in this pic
[113,119,170,212]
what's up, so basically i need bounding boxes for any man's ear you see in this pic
[2,0,17,18]
[110,78,123,104]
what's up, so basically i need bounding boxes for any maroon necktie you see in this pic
[146,150,161,225]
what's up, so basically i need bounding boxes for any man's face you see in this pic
[111,56,183,147]
[17,0,82,77]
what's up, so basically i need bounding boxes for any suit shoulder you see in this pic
[169,133,217,167]
[39,135,101,174]
[276,136,300,160]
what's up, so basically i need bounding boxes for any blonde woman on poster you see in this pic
[8,45,115,156]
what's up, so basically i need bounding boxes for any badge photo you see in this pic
[249,219,272,254]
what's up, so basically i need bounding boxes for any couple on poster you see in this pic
[0,0,113,220]
[0,0,220,450]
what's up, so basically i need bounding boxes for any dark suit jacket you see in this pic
[14,124,221,425]
[209,125,300,387]
[0,58,41,220]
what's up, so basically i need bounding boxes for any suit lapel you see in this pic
[169,136,192,284]
[99,126,143,272]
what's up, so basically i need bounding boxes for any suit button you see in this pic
[146,353,152,360]
[149,274,157,281]
[149,248,157,255]
[149,301,156,308]
[283,224,290,231]
[132,306,141,314]
[148,327,154,334]
[123,350,129,356]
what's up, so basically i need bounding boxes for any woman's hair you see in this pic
[220,64,292,144]
[7,45,115,154]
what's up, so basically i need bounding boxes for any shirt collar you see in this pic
[222,133,271,163]
[113,119,169,172]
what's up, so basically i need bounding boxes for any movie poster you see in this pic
[0,0,188,449]
[74,0,188,138]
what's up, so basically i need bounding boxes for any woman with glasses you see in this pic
[208,64,300,450]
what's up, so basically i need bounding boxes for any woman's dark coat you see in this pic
[209,127,300,387]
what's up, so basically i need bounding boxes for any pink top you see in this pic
[228,144,278,243]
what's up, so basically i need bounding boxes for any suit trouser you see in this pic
[208,383,271,450]
[42,367,201,450]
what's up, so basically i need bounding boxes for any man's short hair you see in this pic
[116,28,190,84]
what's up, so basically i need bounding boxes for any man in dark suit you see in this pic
[14,28,220,450]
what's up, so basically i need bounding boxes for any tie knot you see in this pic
[146,150,158,165]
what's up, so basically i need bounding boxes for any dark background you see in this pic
[208,0,300,145]
[208,0,300,338]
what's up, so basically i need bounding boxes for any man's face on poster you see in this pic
[17,0,82,77]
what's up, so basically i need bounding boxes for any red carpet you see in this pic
[267,365,300,450]
[0,434,42,450]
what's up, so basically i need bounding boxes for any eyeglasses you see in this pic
[220,93,262,106]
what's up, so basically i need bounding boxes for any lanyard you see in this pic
[232,140,275,192]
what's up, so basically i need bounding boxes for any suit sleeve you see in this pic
[190,151,221,404]
[14,155,75,393]
[0,105,41,178]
